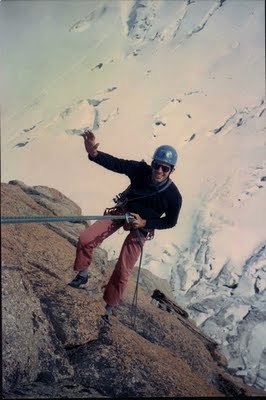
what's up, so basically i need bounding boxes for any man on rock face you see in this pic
[69,129,182,322]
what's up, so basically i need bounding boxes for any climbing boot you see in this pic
[101,304,113,325]
[101,314,112,325]
[68,273,88,288]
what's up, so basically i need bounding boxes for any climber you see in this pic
[68,129,182,322]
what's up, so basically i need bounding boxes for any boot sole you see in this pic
[101,315,112,326]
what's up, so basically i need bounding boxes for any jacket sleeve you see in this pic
[145,190,182,230]
[88,151,142,179]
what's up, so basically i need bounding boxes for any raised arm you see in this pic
[83,129,144,178]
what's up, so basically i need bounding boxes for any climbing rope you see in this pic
[131,229,144,330]
[1,213,134,225]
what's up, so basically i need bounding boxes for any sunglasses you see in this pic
[152,161,172,173]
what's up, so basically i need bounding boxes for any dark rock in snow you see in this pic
[92,63,103,71]
[189,133,196,141]
[23,125,36,133]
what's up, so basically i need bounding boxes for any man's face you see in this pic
[151,160,173,183]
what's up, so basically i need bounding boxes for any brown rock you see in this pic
[2,264,74,391]
[68,320,222,397]
[1,181,264,398]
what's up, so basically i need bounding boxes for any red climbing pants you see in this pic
[73,219,146,306]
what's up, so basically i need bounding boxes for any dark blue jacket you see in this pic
[89,151,182,230]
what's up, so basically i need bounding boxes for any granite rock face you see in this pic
[7,180,89,245]
[2,264,74,391]
[1,181,264,398]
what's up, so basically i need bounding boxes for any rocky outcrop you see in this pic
[151,289,189,318]
[1,181,264,398]
[7,180,89,245]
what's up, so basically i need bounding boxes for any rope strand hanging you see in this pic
[131,229,144,330]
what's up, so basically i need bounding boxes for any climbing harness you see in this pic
[112,178,173,211]
[0,213,134,225]
[105,178,172,238]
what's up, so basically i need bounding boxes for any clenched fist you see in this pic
[82,129,99,157]
[130,213,147,229]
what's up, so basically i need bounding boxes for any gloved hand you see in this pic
[82,129,99,157]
